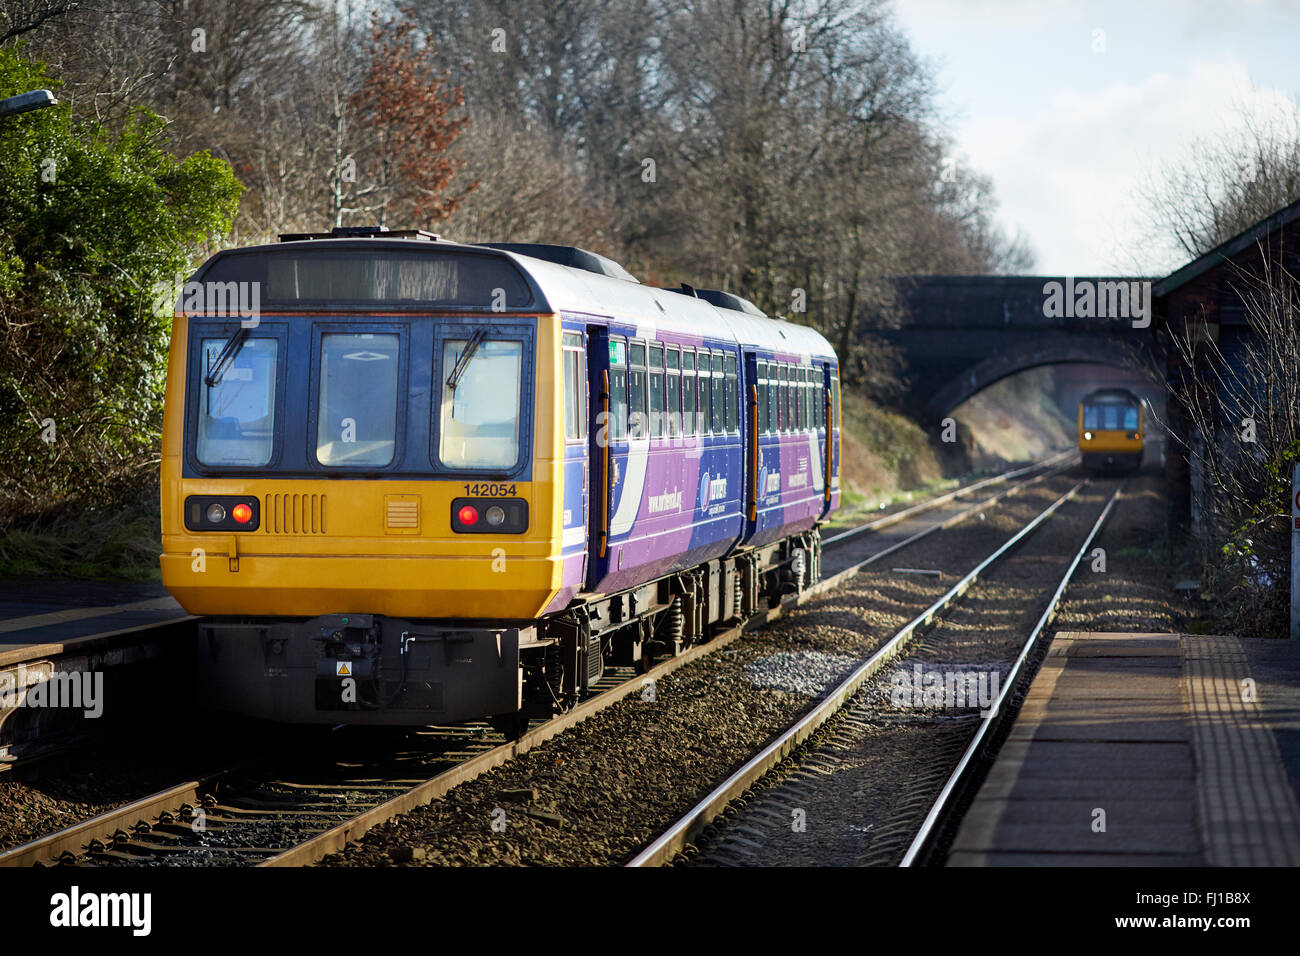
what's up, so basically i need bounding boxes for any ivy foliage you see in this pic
[0,47,242,519]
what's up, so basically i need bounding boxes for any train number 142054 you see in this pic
[464,483,517,497]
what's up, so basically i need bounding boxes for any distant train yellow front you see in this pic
[1077,387,1143,473]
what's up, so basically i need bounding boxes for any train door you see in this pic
[585,324,629,591]
[820,362,840,520]
[560,328,589,584]
[743,351,761,537]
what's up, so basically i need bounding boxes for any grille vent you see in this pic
[264,493,327,534]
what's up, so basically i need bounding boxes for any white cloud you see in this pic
[956,59,1297,274]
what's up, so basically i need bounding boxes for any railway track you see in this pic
[1,454,1074,868]
[627,476,1123,867]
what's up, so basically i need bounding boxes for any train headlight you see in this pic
[185,496,259,531]
[1083,431,1093,441]
[451,497,528,534]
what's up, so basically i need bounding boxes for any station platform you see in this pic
[948,632,1300,866]
[0,577,184,658]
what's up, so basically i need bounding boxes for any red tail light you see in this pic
[232,503,253,524]
[458,504,479,526]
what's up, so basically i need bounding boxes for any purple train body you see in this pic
[491,243,841,729]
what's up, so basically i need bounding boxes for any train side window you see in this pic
[683,349,697,437]
[777,365,787,432]
[757,362,769,435]
[666,346,681,438]
[795,366,806,429]
[766,360,777,432]
[794,367,803,430]
[697,348,712,435]
[725,354,738,433]
[197,336,278,467]
[629,341,647,439]
[808,368,816,429]
[649,343,665,438]
[610,336,628,440]
[789,366,798,431]
[318,332,399,466]
[811,364,821,429]
[831,367,840,430]
[711,352,724,435]
[562,331,585,442]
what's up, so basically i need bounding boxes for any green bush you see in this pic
[0,47,242,523]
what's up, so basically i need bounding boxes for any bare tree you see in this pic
[1139,98,1300,261]
[1165,253,1300,636]
[0,0,75,46]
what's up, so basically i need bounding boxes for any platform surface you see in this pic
[948,632,1300,866]
[0,577,184,656]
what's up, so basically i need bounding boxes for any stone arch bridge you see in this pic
[867,275,1161,422]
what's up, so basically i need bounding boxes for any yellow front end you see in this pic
[159,312,568,622]
[1077,409,1143,456]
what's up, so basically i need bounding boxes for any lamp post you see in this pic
[0,89,57,118]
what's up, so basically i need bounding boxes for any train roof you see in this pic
[476,242,639,282]
[192,235,837,363]
[495,244,835,361]
[1081,387,1142,404]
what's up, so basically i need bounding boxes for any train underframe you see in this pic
[1081,450,1142,473]
[194,528,822,734]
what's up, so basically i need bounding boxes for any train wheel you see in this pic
[490,713,530,741]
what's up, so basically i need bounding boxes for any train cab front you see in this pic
[157,238,570,725]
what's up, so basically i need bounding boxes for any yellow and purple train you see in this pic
[160,229,840,732]
[1078,387,1143,473]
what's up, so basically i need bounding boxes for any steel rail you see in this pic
[898,479,1125,867]
[0,774,221,867]
[626,479,1088,867]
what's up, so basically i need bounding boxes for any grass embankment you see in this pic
[834,369,1074,527]
[0,474,162,582]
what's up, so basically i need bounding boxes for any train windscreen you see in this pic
[1083,404,1139,431]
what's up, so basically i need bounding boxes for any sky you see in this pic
[891,0,1300,276]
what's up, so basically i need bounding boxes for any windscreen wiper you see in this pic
[204,327,251,388]
[446,328,487,390]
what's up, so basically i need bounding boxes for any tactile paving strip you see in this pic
[1183,635,1300,866]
